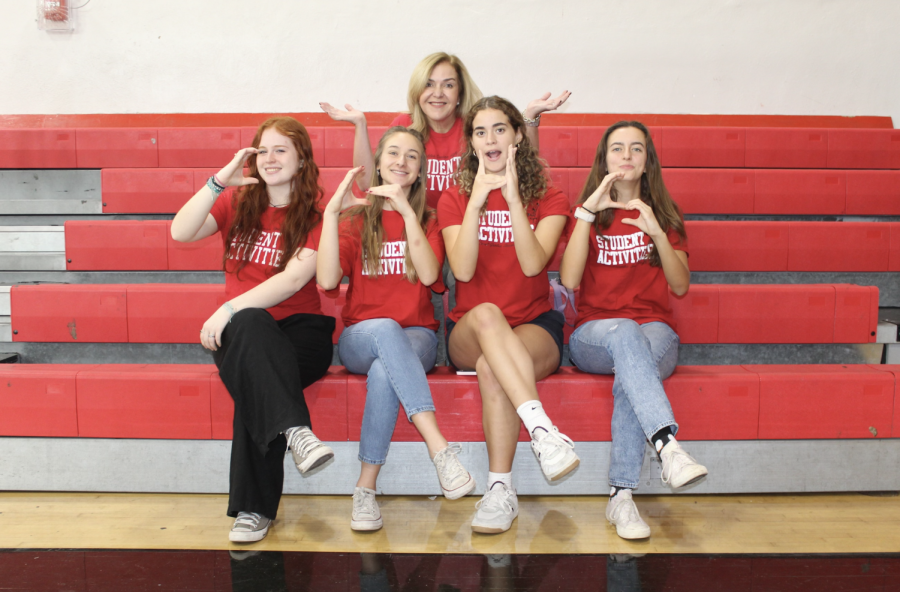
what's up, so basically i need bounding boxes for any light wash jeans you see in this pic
[338,318,438,465]
[568,319,680,489]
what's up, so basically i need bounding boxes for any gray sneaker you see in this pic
[351,487,383,531]
[472,482,518,534]
[433,443,476,500]
[229,512,271,543]
[285,426,334,473]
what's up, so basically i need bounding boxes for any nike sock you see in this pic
[516,400,554,436]
[487,471,512,490]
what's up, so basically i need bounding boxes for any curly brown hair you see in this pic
[577,121,686,267]
[341,127,434,284]
[455,96,547,212]
[223,117,323,278]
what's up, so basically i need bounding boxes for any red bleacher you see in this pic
[1,363,897,440]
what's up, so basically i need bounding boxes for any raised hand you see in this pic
[583,171,627,214]
[524,90,572,120]
[325,166,370,215]
[470,150,507,209]
[366,184,413,218]
[620,199,664,238]
[500,145,521,207]
[319,102,367,126]
[216,148,260,187]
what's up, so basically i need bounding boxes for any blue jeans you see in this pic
[338,318,438,465]
[568,319,680,489]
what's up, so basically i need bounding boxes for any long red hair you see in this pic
[223,117,323,276]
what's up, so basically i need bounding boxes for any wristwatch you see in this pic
[574,207,596,223]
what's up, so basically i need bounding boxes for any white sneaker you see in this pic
[285,426,334,474]
[229,511,271,543]
[351,487,383,531]
[472,482,518,534]
[659,440,708,488]
[433,443,476,500]
[530,427,580,481]
[606,490,651,540]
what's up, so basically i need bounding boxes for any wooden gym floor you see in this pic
[1,491,898,554]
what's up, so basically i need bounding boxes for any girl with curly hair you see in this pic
[438,96,579,534]
[560,121,707,541]
[171,117,336,544]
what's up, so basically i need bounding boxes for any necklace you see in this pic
[269,203,288,208]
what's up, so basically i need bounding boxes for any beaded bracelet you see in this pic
[206,175,225,202]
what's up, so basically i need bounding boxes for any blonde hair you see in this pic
[341,127,432,283]
[406,52,482,142]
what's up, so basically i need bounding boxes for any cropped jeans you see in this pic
[568,319,680,489]
[338,318,438,465]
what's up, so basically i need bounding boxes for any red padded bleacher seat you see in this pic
[660,127,744,168]
[538,126,578,167]
[547,167,570,198]
[536,367,613,441]
[0,129,76,168]
[569,168,590,201]
[126,284,226,343]
[323,127,355,167]
[11,285,128,343]
[101,169,194,214]
[157,128,241,168]
[663,169,755,214]
[75,128,158,168]
[65,220,169,271]
[827,129,900,169]
[748,364,894,439]
[669,285,719,344]
[754,170,846,215]
[788,222,891,272]
[892,223,900,272]
[744,128,828,169]
[717,284,834,344]
[319,285,346,344]
[0,365,93,437]
[845,170,900,216]
[871,365,900,437]
[76,364,215,439]
[833,285,879,344]
[686,221,789,272]
[576,126,606,167]
[211,367,350,441]
[367,126,388,152]
[664,365,759,440]
[165,221,222,271]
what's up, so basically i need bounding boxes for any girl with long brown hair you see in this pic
[439,96,578,534]
[171,116,335,544]
[559,121,708,541]
[317,127,474,531]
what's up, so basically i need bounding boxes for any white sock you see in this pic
[487,471,512,490]
[516,400,554,436]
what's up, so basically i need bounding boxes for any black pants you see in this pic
[213,308,335,520]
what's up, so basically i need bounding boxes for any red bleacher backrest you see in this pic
[75,128,158,168]
[576,127,606,167]
[546,167,570,199]
[748,364,894,439]
[845,170,900,216]
[65,220,169,271]
[744,128,828,169]
[664,169,755,215]
[166,221,223,271]
[754,170,846,215]
[101,169,194,214]
[126,284,226,343]
[157,128,241,168]
[660,127,744,168]
[664,365,760,440]
[538,127,578,167]
[211,367,349,441]
[323,127,355,167]
[11,285,128,343]
[669,285,719,344]
[367,126,388,153]
[0,365,91,437]
[827,129,900,169]
[536,367,613,441]
[76,364,215,439]
[686,221,789,272]
[788,222,890,272]
[568,168,590,202]
[0,129,76,168]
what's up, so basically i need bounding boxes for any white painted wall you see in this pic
[2,0,897,124]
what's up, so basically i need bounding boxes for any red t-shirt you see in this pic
[211,189,323,320]
[438,184,570,327]
[574,208,688,331]
[391,114,464,210]
[337,209,445,331]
